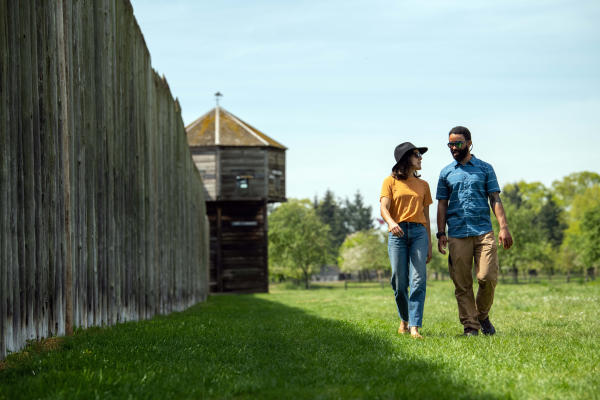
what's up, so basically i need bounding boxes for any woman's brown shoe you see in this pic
[398,321,409,334]
[410,327,423,339]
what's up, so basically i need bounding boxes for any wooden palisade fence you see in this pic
[0,0,209,359]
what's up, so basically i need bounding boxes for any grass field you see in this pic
[1,280,599,399]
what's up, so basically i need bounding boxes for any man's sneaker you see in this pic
[463,328,479,337]
[479,317,496,335]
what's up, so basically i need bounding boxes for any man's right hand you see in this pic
[437,235,447,254]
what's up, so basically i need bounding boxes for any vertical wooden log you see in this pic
[203,214,210,300]
[115,1,125,322]
[92,0,107,329]
[165,96,173,310]
[31,1,45,339]
[46,1,61,339]
[10,0,25,350]
[263,200,269,292]
[217,205,223,292]
[141,61,151,320]
[113,4,122,321]
[57,0,73,337]
[6,0,16,349]
[148,71,158,318]
[24,0,36,340]
[69,0,82,330]
[160,89,166,310]
[37,0,53,340]
[136,41,146,320]
[126,12,135,320]
[105,0,115,327]
[81,0,95,329]
[156,83,163,314]
[0,0,9,359]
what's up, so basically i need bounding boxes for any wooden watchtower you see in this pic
[186,101,286,293]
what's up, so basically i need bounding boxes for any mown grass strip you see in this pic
[1,281,598,399]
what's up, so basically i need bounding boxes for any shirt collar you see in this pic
[453,154,476,168]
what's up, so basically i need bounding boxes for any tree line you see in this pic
[268,190,374,287]
[491,171,600,282]
[268,171,600,288]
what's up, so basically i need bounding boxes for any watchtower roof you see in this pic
[186,107,287,149]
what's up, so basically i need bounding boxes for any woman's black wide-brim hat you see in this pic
[392,142,428,170]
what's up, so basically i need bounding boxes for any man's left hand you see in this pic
[498,227,513,249]
[426,246,432,264]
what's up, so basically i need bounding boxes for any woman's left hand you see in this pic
[426,246,432,264]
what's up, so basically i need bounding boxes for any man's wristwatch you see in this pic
[436,231,446,239]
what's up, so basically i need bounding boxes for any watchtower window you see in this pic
[236,175,250,189]
[269,169,282,192]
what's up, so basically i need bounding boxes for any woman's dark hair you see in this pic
[392,152,420,180]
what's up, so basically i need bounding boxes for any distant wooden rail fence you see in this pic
[0,0,209,359]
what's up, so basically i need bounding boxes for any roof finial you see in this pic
[215,92,222,145]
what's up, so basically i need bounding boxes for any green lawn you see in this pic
[1,280,599,399]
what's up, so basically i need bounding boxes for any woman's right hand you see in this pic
[390,223,404,237]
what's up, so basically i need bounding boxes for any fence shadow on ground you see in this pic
[0,295,497,399]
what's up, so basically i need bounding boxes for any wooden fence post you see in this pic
[56,0,73,336]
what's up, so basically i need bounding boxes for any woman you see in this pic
[380,142,433,339]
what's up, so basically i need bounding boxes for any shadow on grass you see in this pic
[278,281,388,291]
[0,295,497,400]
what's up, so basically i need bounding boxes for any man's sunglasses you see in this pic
[447,141,466,149]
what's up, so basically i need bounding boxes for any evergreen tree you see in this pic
[344,191,373,232]
[535,195,567,248]
[314,189,346,251]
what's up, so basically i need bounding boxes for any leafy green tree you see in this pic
[493,182,553,281]
[580,203,600,269]
[560,185,600,279]
[269,199,333,288]
[551,171,600,208]
[338,230,388,281]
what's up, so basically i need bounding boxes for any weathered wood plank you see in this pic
[14,0,27,347]
[31,1,45,340]
[0,0,10,359]
[44,1,60,340]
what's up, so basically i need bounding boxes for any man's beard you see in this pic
[452,146,469,161]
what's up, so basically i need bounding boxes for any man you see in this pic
[436,126,513,336]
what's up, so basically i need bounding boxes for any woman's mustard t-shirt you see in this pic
[380,175,432,227]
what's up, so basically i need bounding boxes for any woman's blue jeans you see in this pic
[388,222,428,327]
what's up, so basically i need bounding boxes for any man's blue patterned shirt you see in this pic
[436,155,500,238]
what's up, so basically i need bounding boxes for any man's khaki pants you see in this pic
[448,231,498,331]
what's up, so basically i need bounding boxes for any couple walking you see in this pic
[380,126,513,338]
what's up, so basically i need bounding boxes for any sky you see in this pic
[131,0,600,222]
